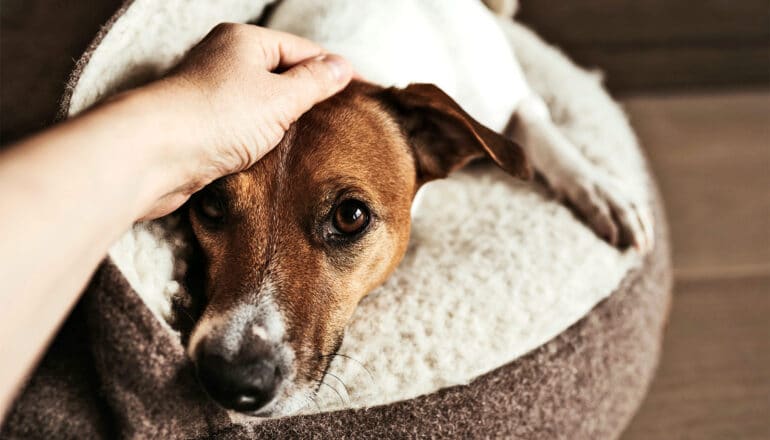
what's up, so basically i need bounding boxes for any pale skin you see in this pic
[0,23,353,419]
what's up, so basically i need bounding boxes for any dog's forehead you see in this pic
[286,86,417,200]
[296,91,402,159]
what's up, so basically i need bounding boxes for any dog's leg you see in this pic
[507,95,653,251]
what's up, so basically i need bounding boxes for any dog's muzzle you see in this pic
[193,325,283,413]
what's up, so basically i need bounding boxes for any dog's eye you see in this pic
[194,189,225,224]
[332,199,370,236]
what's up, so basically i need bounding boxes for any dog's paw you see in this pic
[547,166,654,253]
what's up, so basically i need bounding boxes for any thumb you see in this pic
[278,53,354,117]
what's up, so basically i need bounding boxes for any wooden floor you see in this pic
[619,90,770,439]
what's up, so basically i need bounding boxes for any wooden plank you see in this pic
[518,0,770,46]
[622,275,770,439]
[517,0,770,92]
[622,91,770,276]
[572,44,770,93]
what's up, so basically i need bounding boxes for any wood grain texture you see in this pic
[622,276,770,440]
[571,44,770,92]
[623,91,770,278]
[517,0,770,92]
[518,0,770,46]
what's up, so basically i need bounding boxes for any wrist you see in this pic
[111,78,215,218]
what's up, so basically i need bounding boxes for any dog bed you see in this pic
[2,1,672,438]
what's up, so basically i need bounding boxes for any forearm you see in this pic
[0,83,197,417]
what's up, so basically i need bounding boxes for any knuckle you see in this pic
[211,22,238,35]
[291,64,328,94]
[212,22,253,44]
[295,62,317,78]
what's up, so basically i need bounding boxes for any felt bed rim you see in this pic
[57,0,134,122]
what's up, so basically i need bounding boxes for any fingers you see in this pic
[205,23,327,70]
[277,54,354,117]
[260,28,328,70]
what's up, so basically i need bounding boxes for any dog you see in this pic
[185,0,653,417]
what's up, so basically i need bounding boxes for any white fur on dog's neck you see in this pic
[70,0,645,417]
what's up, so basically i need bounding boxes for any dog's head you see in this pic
[187,81,530,416]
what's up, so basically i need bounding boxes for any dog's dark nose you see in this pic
[195,333,281,413]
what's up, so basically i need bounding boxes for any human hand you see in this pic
[131,23,354,219]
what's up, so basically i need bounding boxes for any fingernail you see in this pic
[318,53,350,83]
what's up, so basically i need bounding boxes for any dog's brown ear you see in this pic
[377,83,531,185]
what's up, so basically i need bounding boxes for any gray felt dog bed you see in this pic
[2,1,672,438]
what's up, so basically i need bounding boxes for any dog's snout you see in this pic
[195,330,282,413]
